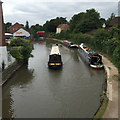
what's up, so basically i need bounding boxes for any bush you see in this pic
[10,38,33,63]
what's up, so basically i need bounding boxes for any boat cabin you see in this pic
[48,44,62,68]
[89,52,102,65]
[78,43,104,69]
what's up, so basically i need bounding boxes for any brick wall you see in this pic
[0,1,5,46]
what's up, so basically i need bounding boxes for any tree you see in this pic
[112,45,120,70]
[9,38,33,63]
[43,17,67,33]
[69,9,101,33]
[25,21,29,31]
[4,22,12,33]
[30,24,44,39]
[106,13,115,27]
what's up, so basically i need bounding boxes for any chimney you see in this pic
[0,0,5,46]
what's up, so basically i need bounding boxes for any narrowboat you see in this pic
[78,43,104,69]
[48,44,63,69]
[62,40,78,48]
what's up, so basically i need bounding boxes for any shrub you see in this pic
[10,38,33,63]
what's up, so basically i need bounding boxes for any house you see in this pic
[86,16,120,35]
[9,22,24,34]
[106,16,120,30]
[109,17,120,27]
[13,28,30,39]
[56,24,69,34]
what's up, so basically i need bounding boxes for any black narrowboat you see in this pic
[48,44,63,69]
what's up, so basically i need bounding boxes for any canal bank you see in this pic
[47,38,119,119]
[2,61,24,86]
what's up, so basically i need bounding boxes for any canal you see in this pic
[3,39,105,118]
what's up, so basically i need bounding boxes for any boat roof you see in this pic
[50,44,61,55]
[5,33,13,36]
[63,40,73,43]
[79,43,98,56]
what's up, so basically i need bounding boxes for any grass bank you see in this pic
[93,97,109,119]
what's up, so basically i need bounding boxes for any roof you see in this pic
[9,22,24,29]
[109,17,120,26]
[50,45,60,55]
[13,28,30,37]
[57,24,69,29]
[5,33,13,36]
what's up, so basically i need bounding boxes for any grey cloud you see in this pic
[3,1,119,25]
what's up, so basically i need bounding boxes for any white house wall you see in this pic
[56,28,61,34]
[13,28,30,37]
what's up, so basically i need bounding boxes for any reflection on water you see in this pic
[2,65,34,118]
[3,39,105,118]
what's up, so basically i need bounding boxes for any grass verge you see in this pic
[93,96,109,120]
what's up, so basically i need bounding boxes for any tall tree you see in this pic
[25,21,29,31]
[106,13,115,27]
[43,17,67,33]
[4,22,12,33]
[30,24,43,38]
[69,9,102,33]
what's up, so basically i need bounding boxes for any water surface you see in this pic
[3,40,105,118]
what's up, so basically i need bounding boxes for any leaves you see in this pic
[9,38,33,63]
[69,8,101,33]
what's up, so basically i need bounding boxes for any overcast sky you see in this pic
[2,0,119,26]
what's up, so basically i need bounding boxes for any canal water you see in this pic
[2,39,105,118]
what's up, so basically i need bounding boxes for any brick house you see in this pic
[9,22,24,34]
[56,24,69,34]
[106,16,120,31]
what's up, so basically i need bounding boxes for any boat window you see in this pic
[90,55,102,65]
[49,55,61,62]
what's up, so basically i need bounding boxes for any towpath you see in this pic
[102,55,119,119]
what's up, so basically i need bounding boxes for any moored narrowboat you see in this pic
[78,43,104,69]
[62,40,78,48]
[48,44,63,69]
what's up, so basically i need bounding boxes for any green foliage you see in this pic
[10,47,23,62]
[93,97,109,119]
[106,13,115,27]
[25,21,29,31]
[93,29,109,51]
[4,22,12,33]
[43,17,67,33]
[30,24,44,39]
[112,45,120,70]
[69,9,102,33]
[10,38,33,63]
